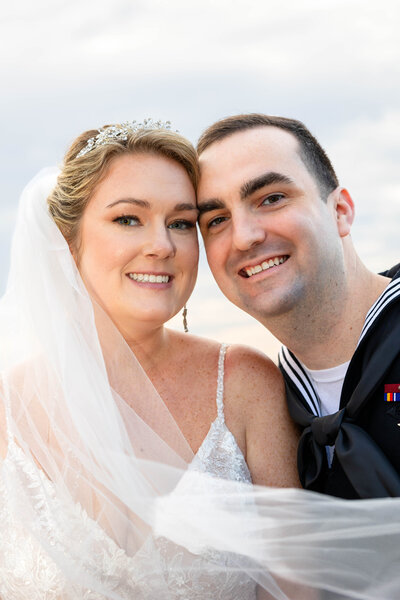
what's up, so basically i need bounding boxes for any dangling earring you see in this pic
[182,305,188,333]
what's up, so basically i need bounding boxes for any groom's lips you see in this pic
[238,255,289,278]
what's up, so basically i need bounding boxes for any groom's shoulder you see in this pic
[379,262,400,279]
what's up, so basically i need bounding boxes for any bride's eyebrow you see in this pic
[106,198,150,209]
[106,199,197,212]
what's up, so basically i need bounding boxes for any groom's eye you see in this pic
[261,193,285,206]
[207,215,227,229]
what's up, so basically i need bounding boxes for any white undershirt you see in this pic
[302,360,350,464]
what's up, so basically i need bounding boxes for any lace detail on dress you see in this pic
[190,344,251,484]
[0,344,256,599]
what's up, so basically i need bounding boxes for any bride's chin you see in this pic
[115,312,173,339]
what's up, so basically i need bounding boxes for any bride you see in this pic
[0,119,299,599]
[0,120,400,600]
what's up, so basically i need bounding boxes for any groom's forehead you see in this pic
[198,127,304,199]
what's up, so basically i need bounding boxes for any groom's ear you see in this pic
[331,187,355,238]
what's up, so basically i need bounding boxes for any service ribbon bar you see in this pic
[384,384,400,401]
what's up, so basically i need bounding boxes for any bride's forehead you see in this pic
[97,153,192,187]
[85,156,196,214]
[95,154,191,190]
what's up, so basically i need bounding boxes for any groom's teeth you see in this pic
[244,256,288,278]
[129,273,170,283]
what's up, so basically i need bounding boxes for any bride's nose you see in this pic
[142,224,176,258]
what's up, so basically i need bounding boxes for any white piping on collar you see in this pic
[279,346,322,417]
[358,276,400,345]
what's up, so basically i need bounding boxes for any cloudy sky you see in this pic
[1,0,399,358]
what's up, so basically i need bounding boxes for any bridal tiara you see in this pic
[76,119,173,158]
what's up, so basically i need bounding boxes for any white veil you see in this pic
[0,168,399,599]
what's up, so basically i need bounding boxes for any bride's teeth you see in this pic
[254,265,262,273]
[129,273,170,283]
[261,261,269,270]
[268,259,275,267]
[274,257,280,266]
[246,268,253,277]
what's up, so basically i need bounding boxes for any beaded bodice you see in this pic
[0,344,256,599]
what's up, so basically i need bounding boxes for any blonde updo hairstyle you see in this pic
[48,124,199,250]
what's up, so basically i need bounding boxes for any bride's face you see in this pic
[75,153,199,334]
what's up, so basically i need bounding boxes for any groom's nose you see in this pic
[231,210,266,251]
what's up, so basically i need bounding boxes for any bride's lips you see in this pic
[126,271,174,287]
[238,255,289,278]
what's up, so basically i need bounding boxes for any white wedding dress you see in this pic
[0,345,257,600]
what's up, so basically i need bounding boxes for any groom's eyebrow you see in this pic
[197,199,225,217]
[198,172,295,216]
[240,172,294,200]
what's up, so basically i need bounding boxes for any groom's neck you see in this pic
[259,265,389,370]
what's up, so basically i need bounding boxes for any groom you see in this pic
[196,113,400,499]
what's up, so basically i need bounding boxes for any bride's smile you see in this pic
[74,152,199,333]
[127,272,172,285]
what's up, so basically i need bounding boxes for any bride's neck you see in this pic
[123,323,170,370]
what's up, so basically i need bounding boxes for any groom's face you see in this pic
[197,126,341,322]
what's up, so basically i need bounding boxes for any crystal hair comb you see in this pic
[76,119,173,158]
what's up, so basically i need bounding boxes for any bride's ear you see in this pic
[332,187,355,238]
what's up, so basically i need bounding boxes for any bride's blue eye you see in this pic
[114,216,140,227]
[168,220,195,230]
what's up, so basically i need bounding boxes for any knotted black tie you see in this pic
[295,407,400,497]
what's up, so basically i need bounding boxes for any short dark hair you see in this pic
[197,114,339,199]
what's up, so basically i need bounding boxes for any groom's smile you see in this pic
[239,255,289,278]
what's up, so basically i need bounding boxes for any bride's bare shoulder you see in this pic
[223,343,295,426]
[225,343,281,383]
[166,330,223,362]
[224,344,300,487]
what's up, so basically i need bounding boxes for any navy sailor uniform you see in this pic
[279,263,400,499]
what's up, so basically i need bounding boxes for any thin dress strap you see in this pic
[216,344,228,420]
